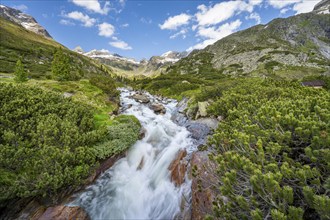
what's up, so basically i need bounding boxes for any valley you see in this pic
[0,1,329,220]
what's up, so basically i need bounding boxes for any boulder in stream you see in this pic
[150,103,166,114]
[168,149,187,186]
[132,93,150,103]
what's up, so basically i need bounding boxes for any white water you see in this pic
[72,88,196,219]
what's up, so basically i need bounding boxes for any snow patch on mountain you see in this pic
[0,4,52,38]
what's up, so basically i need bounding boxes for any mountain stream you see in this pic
[71,88,198,219]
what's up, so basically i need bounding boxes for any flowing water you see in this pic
[72,88,197,219]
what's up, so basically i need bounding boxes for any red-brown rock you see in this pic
[190,151,219,220]
[168,149,187,186]
[37,206,89,220]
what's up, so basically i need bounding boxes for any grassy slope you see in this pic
[0,17,113,78]
[165,13,329,80]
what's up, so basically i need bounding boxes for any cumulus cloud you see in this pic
[267,0,318,14]
[188,19,242,51]
[249,0,263,6]
[280,8,290,14]
[246,12,261,24]
[292,1,318,14]
[65,11,96,27]
[109,40,132,50]
[71,0,110,15]
[13,4,28,12]
[195,1,253,27]
[159,13,191,30]
[98,22,115,37]
[60,19,75,26]
[267,0,300,9]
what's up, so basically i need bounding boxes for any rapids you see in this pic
[71,88,197,219]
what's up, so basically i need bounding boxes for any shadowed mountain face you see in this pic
[0,5,52,38]
[168,2,330,79]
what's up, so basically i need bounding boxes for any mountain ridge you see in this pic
[0,4,52,38]
[166,5,329,79]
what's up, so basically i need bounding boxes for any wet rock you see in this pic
[168,149,187,186]
[86,152,126,184]
[195,118,219,130]
[38,206,89,220]
[132,93,150,103]
[171,111,187,126]
[190,151,219,220]
[176,97,189,113]
[150,103,166,114]
[139,127,147,140]
[137,156,144,170]
[186,122,210,141]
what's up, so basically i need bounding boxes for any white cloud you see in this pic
[198,19,242,39]
[109,40,132,50]
[71,0,110,15]
[121,23,129,28]
[246,12,261,24]
[267,0,300,9]
[98,22,115,37]
[293,1,318,14]
[13,4,28,12]
[170,29,188,39]
[267,0,318,14]
[65,11,96,27]
[159,13,191,30]
[60,19,75,26]
[249,0,263,6]
[188,19,242,51]
[280,8,290,14]
[195,1,253,27]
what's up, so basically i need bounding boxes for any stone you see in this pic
[186,122,210,141]
[195,118,219,130]
[190,151,219,220]
[168,149,187,186]
[139,127,147,140]
[63,92,74,98]
[150,103,166,114]
[37,206,89,220]
[197,102,209,118]
[132,93,150,103]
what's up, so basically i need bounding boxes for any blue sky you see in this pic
[2,0,321,60]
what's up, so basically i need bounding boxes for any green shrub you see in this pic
[89,75,120,101]
[207,79,330,219]
[0,83,104,202]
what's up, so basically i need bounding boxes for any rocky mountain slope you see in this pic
[0,4,52,38]
[79,48,187,77]
[168,2,330,79]
[0,6,112,79]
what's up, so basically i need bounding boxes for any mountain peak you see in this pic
[313,0,330,14]
[73,46,84,54]
[0,4,52,38]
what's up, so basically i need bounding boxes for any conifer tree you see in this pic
[51,48,71,81]
[14,58,28,83]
